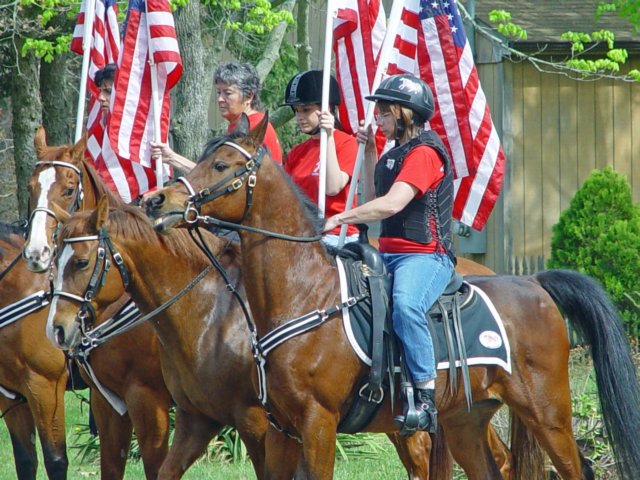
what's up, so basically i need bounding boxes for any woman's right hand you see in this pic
[150,142,174,161]
[356,121,370,145]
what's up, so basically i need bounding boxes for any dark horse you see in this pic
[25,128,171,479]
[142,114,640,480]
[0,223,68,479]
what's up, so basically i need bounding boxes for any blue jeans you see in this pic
[381,252,454,383]
[322,233,359,248]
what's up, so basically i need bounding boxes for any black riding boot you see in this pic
[394,386,438,436]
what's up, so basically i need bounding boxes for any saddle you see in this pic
[334,243,503,433]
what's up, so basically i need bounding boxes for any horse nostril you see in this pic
[145,194,165,213]
[54,326,65,347]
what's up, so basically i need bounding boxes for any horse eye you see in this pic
[75,259,89,270]
[213,162,228,172]
[63,188,75,197]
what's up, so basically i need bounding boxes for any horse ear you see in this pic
[70,133,87,162]
[232,113,251,136]
[34,126,48,159]
[246,111,269,149]
[94,195,110,229]
[51,202,71,223]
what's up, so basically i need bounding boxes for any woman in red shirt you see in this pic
[151,62,282,172]
[283,70,359,247]
[324,74,456,436]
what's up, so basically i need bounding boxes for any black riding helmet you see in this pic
[366,74,434,123]
[284,70,341,107]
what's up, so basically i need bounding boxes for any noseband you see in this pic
[51,226,130,334]
[179,141,263,225]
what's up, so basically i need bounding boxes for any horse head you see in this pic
[24,127,87,272]
[47,196,128,350]
[143,113,270,231]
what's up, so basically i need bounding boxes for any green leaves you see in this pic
[21,34,72,62]
[487,9,527,40]
[549,167,640,334]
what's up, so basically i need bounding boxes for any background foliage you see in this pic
[548,167,640,334]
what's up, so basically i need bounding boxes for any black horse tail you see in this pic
[535,269,640,480]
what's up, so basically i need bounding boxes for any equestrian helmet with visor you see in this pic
[366,74,434,122]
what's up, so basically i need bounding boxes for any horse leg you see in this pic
[386,432,433,479]
[231,405,270,479]
[25,375,68,480]
[487,423,513,479]
[158,408,222,480]
[264,426,302,480]
[442,400,503,480]
[0,397,38,480]
[126,387,170,480]
[90,390,133,479]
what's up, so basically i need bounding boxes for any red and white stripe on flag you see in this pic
[333,0,385,136]
[101,0,182,202]
[388,0,505,231]
[71,0,120,190]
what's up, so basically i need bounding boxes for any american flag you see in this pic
[71,0,120,173]
[388,0,505,230]
[333,0,386,136]
[100,0,182,201]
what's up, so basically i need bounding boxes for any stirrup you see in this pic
[394,383,437,436]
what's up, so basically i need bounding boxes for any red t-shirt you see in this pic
[227,112,283,164]
[378,145,445,254]
[285,130,359,236]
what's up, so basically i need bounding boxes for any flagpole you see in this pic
[74,0,97,142]
[145,0,164,189]
[337,0,404,247]
[318,0,337,218]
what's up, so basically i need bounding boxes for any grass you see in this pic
[0,348,633,479]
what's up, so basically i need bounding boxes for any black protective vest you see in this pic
[374,130,455,263]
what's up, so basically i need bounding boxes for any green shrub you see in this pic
[548,167,640,334]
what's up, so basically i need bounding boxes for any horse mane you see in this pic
[64,203,233,267]
[0,222,25,260]
[81,158,127,207]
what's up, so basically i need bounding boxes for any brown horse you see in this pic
[32,131,513,479]
[142,114,640,480]
[0,223,69,479]
[24,128,171,479]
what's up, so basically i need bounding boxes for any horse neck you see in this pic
[236,163,339,332]
[117,230,239,345]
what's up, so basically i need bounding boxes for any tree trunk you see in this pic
[0,96,19,223]
[40,53,75,145]
[256,0,297,82]
[11,46,42,219]
[171,1,209,163]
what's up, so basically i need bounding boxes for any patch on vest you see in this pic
[385,158,396,170]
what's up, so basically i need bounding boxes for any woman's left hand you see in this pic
[316,111,335,135]
[324,215,340,232]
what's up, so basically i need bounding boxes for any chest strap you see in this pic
[0,290,50,329]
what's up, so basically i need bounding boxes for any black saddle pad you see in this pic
[336,265,511,374]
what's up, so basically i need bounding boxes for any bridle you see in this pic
[52,225,213,350]
[27,161,85,252]
[51,226,130,335]
[172,140,322,243]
